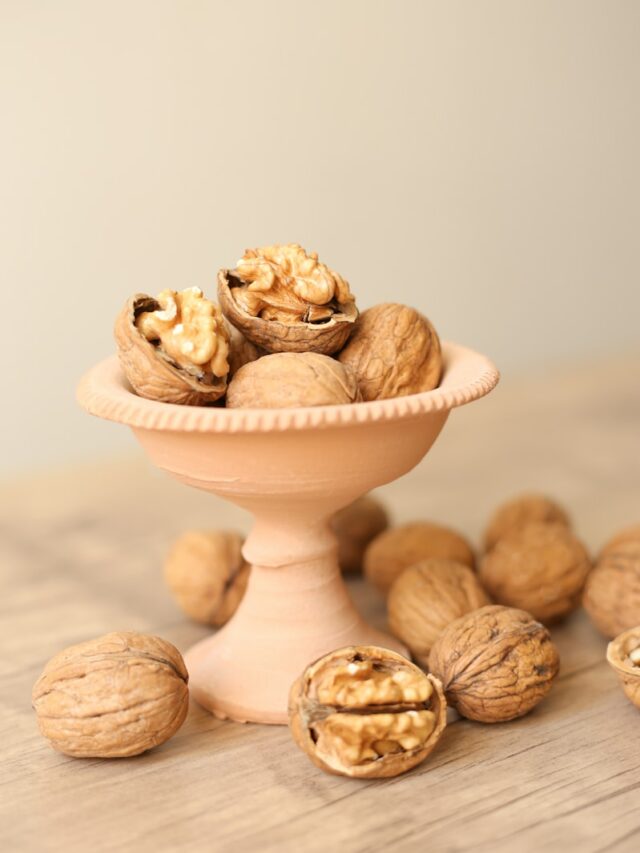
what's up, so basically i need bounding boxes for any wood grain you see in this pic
[1,353,640,852]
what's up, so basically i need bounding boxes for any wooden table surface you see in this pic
[2,353,640,853]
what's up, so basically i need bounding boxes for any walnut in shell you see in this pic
[364,521,476,595]
[607,626,640,709]
[332,495,390,573]
[32,632,189,758]
[218,244,357,354]
[164,530,249,626]
[388,559,491,666]
[428,605,560,723]
[583,538,640,638]
[337,303,442,401]
[288,645,447,778]
[115,288,230,405]
[226,352,361,409]
[484,493,571,552]
[598,524,640,558]
[479,522,590,623]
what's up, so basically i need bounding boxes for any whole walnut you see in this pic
[164,530,249,626]
[289,645,447,779]
[428,605,560,723]
[364,522,476,595]
[388,559,491,666]
[337,303,442,401]
[226,352,361,409]
[607,626,640,709]
[332,495,390,573]
[479,522,590,623]
[32,632,189,758]
[583,537,640,638]
[598,524,640,558]
[483,493,571,552]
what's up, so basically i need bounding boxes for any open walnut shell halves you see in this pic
[288,645,447,779]
[218,268,358,355]
[115,292,229,405]
[607,627,640,709]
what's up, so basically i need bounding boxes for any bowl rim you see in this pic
[76,341,499,434]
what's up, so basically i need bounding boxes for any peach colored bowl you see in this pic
[77,342,499,724]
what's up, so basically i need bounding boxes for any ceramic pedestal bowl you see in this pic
[77,342,498,724]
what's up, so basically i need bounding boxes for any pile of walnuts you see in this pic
[114,243,443,409]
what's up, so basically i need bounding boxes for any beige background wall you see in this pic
[2,0,639,476]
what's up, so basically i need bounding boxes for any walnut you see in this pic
[114,288,230,405]
[288,646,447,778]
[32,632,189,758]
[607,626,640,709]
[332,495,390,573]
[479,522,590,623]
[428,605,560,723]
[226,352,361,409]
[218,244,357,354]
[583,538,640,638]
[224,320,263,377]
[598,524,640,558]
[164,530,249,626]
[388,559,491,666]
[363,521,476,595]
[483,493,571,552]
[337,303,442,401]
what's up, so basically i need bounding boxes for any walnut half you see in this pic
[607,626,640,709]
[289,646,447,778]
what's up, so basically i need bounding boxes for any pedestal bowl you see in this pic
[77,342,498,724]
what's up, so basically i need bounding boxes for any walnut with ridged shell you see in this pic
[332,495,390,573]
[583,536,640,638]
[288,645,447,778]
[483,493,571,552]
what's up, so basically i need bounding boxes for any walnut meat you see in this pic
[364,522,476,595]
[289,646,447,778]
[115,288,230,405]
[226,352,361,409]
[479,522,591,623]
[337,303,442,401]
[332,495,390,573]
[484,493,571,552]
[164,530,249,626]
[428,605,560,723]
[583,538,640,638]
[388,559,491,666]
[32,632,189,758]
[218,244,357,355]
[607,626,640,709]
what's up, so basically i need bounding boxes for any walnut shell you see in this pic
[218,269,357,355]
[289,645,447,779]
[583,538,640,638]
[114,294,227,405]
[479,522,591,623]
[225,320,263,377]
[599,524,640,558]
[337,303,442,401]
[164,530,249,626]
[484,493,571,552]
[388,559,491,666]
[607,626,640,709]
[226,352,361,409]
[32,632,189,758]
[364,521,476,595]
[428,605,560,723]
[332,495,390,573]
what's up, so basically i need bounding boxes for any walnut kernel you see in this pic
[583,538,640,638]
[388,559,491,666]
[226,352,361,409]
[479,522,590,623]
[32,632,189,758]
[289,646,447,778]
[164,530,249,626]
[428,605,560,723]
[337,303,442,401]
[364,521,476,595]
[332,495,390,573]
[484,493,571,552]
